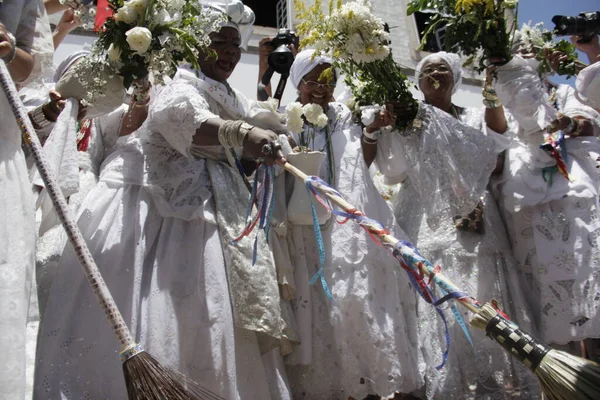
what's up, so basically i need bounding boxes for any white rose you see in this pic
[153,9,173,26]
[107,43,122,63]
[126,27,153,54]
[123,0,148,14]
[315,113,329,128]
[114,6,138,24]
[287,115,304,134]
[302,103,324,126]
[285,102,304,120]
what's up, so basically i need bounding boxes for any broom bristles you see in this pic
[535,350,600,400]
[470,302,600,400]
[123,352,225,400]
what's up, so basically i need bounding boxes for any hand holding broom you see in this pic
[0,60,224,400]
[273,149,600,400]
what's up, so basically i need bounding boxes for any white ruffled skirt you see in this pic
[34,180,290,399]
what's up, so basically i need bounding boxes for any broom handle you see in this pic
[0,61,135,348]
[281,160,480,315]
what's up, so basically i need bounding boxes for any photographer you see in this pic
[257,30,298,100]
[571,34,600,63]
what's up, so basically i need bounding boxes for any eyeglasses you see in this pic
[301,79,336,89]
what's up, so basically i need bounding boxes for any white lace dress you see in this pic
[376,104,541,400]
[35,105,128,319]
[33,80,292,399]
[284,103,423,399]
[494,56,600,345]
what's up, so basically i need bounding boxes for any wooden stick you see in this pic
[279,160,480,315]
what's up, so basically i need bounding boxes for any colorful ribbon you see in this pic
[540,131,569,183]
[231,164,276,265]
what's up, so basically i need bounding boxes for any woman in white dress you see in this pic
[493,45,600,361]
[0,0,53,398]
[282,50,423,400]
[370,52,540,399]
[34,3,296,399]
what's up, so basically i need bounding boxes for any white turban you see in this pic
[415,51,463,94]
[289,49,335,89]
[576,61,600,110]
[203,0,255,50]
[53,50,90,83]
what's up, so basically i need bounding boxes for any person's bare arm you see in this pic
[44,0,70,15]
[0,23,34,82]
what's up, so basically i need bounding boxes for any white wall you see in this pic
[54,33,482,109]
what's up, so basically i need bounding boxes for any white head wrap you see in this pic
[203,0,255,50]
[53,50,90,83]
[415,51,463,94]
[576,62,600,110]
[289,49,335,89]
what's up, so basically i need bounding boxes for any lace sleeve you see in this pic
[556,85,600,137]
[461,107,515,150]
[494,56,557,136]
[147,81,217,158]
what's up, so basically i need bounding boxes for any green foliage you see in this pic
[408,0,519,72]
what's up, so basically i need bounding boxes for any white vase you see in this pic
[287,151,332,226]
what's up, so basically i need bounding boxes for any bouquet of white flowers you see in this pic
[295,0,418,129]
[56,0,225,116]
[516,21,585,78]
[285,101,329,149]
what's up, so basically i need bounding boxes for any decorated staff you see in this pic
[243,140,600,400]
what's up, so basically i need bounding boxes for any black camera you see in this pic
[552,12,600,43]
[267,29,300,75]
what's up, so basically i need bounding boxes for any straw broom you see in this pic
[0,61,224,400]
[278,158,600,400]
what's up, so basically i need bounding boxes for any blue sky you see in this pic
[517,0,599,86]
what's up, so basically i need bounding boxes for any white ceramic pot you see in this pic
[287,151,332,226]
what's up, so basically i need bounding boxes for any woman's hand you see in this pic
[550,113,594,137]
[42,91,66,122]
[546,49,569,73]
[243,127,286,165]
[56,8,81,35]
[571,35,600,64]
[43,90,87,122]
[365,105,394,133]
[0,23,15,59]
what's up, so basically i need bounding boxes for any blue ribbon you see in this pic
[306,179,334,301]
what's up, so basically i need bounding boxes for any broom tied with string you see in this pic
[262,143,600,400]
[0,60,224,400]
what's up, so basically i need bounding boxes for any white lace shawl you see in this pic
[376,104,510,231]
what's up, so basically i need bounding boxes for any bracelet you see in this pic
[218,120,253,148]
[361,134,378,145]
[362,127,380,140]
[564,117,577,135]
[29,104,52,129]
[1,31,17,65]
[482,83,502,108]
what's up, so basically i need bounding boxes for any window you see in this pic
[244,0,279,28]
[413,11,451,53]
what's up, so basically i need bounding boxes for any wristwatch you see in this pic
[30,104,52,129]
[1,30,17,64]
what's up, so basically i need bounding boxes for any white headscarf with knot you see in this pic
[415,51,463,94]
[203,0,255,50]
[290,49,336,89]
